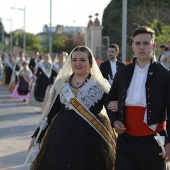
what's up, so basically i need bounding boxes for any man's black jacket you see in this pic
[106,58,170,142]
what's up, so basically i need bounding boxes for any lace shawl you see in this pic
[60,75,104,109]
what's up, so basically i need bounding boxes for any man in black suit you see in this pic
[106,26,170,170]
[29,51,39,74]
[100,44,125,84]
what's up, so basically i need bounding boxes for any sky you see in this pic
[0,0,111,34]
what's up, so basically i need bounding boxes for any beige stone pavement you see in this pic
[0,85,41,170]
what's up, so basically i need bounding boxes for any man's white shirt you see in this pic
[125,62,157,130]
[109,59,117,79]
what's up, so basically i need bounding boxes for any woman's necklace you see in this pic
[69,74,90,96]
[74,81,84,88]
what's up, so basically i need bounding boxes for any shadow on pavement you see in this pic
[0,150,31,170]
[0,112,41,122]
[0,125,38,139]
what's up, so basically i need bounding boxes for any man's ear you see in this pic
[132,43,134,51]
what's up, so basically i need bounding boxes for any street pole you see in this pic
[0,18,4,49]
[11,7,26,52]
[1,24,4,46]
[49,0,52,55]
[122,0,127,62]
[23,7,26,52]
[9,19,13,52]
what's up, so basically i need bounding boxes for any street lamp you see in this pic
[1,18,13,52]
[122,0,127,62]
[0,20,5,46]
[11,7,26,52]
[49,0,52,55]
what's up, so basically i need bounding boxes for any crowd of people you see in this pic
[157,42,170,69]
[1,26,170,170]
[0,51,67,108]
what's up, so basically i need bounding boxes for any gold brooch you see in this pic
[149,72,153,75]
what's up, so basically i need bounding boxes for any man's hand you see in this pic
[107,101,118,112]
[113,120,126,134]
[159,143,170,162]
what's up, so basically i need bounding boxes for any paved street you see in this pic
[0,85,41,170]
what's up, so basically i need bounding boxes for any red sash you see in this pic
[124,106,166,136]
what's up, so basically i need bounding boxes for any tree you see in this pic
[52,34,66,53]
[12,32,42,53]
[145,20,170,55]
[50,34,84,54]
[102,0,170,60]
[64,36,84,54]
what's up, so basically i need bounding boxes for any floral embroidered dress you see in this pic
[31,74,114,170]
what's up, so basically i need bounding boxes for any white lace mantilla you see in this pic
[60,75,104,109]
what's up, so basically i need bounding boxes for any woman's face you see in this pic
[22,63,27,68]
[43,54,49,62]
[71,51,91,76]
[58,54,63,62]
[9,54,13,60]
[19,53,24,60]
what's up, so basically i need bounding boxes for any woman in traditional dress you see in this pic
[49,52,65,85]
[29,53,52,107]
[14,51,25,75]
[1,53,15,85]
[41,52,65,111]
[12,61,32,101]
[28,46,116,170]
[8,51,26,92]
[0,55,3,82]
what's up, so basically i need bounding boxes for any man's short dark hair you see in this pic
[108,43,119,52]
[132,26,155,40]
[58,52,63,55]
[34,51,39,54]
[19,51,24,56]
[160,45,166,49]
[165,47,169,51]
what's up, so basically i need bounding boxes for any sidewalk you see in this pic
[0,85,41,170]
